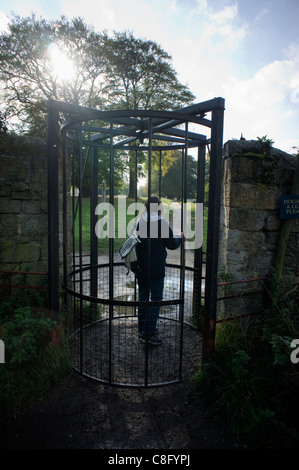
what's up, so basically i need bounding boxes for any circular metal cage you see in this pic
[68,262,201,386]
[47,99,225,387]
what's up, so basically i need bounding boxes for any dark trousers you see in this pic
[137,277,164,338]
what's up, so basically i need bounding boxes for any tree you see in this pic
[0,16,195,196]
[0,14,108,135]
[0,111,8,134]
[146,151,198,200]
[102,31,195,111]
[101,31,195,197]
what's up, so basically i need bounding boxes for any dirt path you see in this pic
[0,249,239,450]
[0,369,239,450]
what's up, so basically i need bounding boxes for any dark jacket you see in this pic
[136,215,181,280]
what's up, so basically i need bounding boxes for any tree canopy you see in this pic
[0,13,196,196]
[101,31,195,111]
[0,14,110,134]
[146,151,198,200]
[0,14,195,135]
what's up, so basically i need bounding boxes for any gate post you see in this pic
[193,142,206,327]
[90,146,99,299]
[47,99,60,330]
[202,98,225,363]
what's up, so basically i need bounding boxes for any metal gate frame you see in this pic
[47,97,225,375]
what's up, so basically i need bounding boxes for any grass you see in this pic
[73,196,137,253]
[192,269,299,448]
[0,295,71,416]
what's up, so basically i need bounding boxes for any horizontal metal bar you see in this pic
[66,130,202,150]
[0,270,47,275]
[68,261,199,275]
[49,97,225,118]
[217,289,265,301]
[218,277,266,287]
[0,283,48,290]
[176,97,225,114]
[52,98,215,135]
[63,283,183,307]
[216,310,262,323]
[161,128,207,142]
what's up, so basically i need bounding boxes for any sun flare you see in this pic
[47,42,76,82]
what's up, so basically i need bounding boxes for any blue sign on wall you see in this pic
[280,195,299,219]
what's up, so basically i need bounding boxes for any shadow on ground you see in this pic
[0,371,239,450]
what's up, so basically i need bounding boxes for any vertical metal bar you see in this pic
[145,117,152,387]
[193,143,206,328]
[47,99,60,322]
[62,129,68,311]
[134,149,138,311]
[78,125,83,373]
[135,149,138,202]
[71,141,77,337]
[202,99,225,363]
[72,147,90,232]
[179,122,188,380]
[90,146,98,299]
[159,150,162,199]
[71,142,76,284]
[109,121,114,384]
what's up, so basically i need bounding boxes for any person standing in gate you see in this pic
[136,195,183,345]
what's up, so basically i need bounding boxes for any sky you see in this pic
[0,0,298,153]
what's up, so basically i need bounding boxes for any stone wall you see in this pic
[218,139,299,316]
[0,134,48,291]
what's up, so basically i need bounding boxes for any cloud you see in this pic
[170,0,178,12]
[60,0,119,32]
[194,0,208,14]
[284,42,299,62]
[254,4,271,23]
[191,1,248,52]
[209,3,238,24]
[222,55,299,151]
[201,20,247,51]
[0,11,9,32]
[224,60,290,110]
[1,1,45,18]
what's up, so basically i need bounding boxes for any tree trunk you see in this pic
[128,168,136,199]
[128,149,138,199]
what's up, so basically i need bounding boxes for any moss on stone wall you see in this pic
[0,134,48,295]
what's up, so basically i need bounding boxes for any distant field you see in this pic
[73,196,207,254]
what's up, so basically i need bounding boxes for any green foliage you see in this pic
[0,110,8,134]
[257,135,275,155]
[257,135,274,147]
[0,14,106,135]
[74,196,141,252]
[101,31,194,111]
[193,270,299,448]
[0,14,194,136]
[148,151,198,199]
[0,298,71,415]
[1,307,55,363]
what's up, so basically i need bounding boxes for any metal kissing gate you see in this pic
[47,98,225,387]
